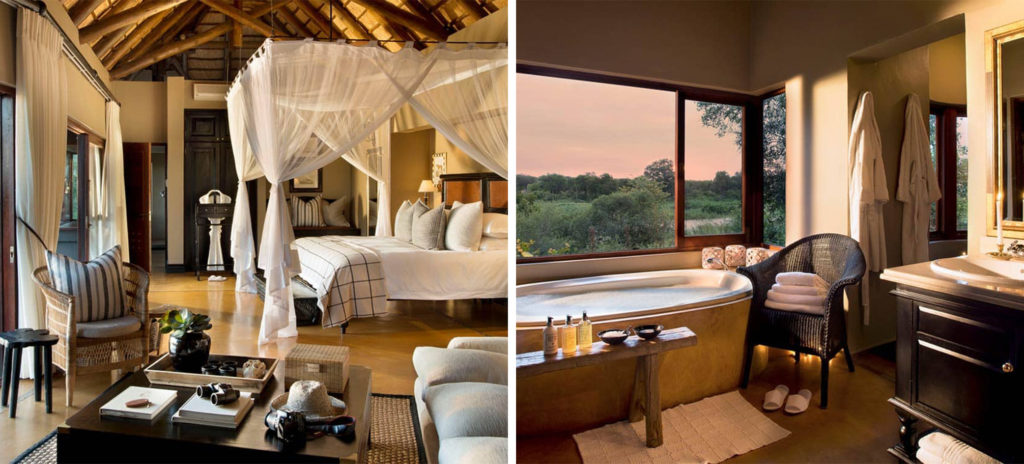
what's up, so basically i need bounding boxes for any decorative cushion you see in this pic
[445,201,483,251]
[438,437,508,464]
[395,200,428,242]
[322,196,350,227]
[412,205,447,250]
[291,195,325,227]
[76,315,141,339]
[481,213,507,239]
[45,245,127,322]
[477,237,507,252]
[446,336,508,354]
[423,382,507,440]
[412,347,507,392]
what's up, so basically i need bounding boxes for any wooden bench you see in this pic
[516,326,697,447]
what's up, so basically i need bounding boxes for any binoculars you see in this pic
[196,382,239,406]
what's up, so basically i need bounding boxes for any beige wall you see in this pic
[111,81,167,142]
[391,129,433,216]
[930,33,968,104]
[0,4,14,88]
[65,57,106,135]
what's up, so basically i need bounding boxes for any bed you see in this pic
[292,173,508,329]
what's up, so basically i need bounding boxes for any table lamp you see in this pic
[418,180,435,204]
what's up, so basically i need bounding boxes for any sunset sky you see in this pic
[517,73,742,180]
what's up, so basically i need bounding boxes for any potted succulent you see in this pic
[159,308,213,373]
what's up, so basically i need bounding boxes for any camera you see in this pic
[196,382,239,406]
[265,409,306,441]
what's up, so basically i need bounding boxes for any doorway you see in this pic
[183,110,237,273]
[1,85,13,332]
[151,144,167,272]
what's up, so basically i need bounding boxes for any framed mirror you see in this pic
[989,20,1024,238]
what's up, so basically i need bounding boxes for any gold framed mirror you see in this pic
[988,20,1024,239]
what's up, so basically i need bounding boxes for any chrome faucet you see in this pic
[705,257,734,272]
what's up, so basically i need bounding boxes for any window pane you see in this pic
[956,115,968,230]
[62,130,79,225]
[762,93,786,246]
[929,114,938,232]
[516,74,676,257]
[684,100,743,236]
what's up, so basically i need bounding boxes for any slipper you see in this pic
[763,384,789,411]
[784,389,812,414]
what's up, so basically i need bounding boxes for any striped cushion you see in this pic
[291,196,326,227]
[412,205,447,250]
[45,246,127,323]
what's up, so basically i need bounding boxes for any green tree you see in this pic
[642,158,675,197]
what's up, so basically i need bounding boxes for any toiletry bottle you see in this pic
[543,317,558,356]
[578,312,593,349]
[560,315,578,354]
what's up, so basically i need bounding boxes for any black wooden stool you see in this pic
[0,329,59,418]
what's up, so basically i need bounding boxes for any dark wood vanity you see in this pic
[882,262,1023,463]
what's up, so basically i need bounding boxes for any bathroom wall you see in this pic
[929,33,968,105]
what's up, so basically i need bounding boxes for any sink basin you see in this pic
[930,255,1024,287]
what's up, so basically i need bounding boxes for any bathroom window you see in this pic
[929,102,967,240]
[516,65,762,261]
[762,91,786,246]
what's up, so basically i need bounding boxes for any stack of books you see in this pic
[99,386,178,422]
[171,391,255,429]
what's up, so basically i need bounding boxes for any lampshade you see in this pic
[418,180,435,193]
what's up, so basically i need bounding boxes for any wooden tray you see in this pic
[143,353,278,393]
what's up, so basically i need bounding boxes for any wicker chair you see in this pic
[735,233,865,408]
[32,263,150,407]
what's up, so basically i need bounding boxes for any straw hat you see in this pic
[270,380,347,422]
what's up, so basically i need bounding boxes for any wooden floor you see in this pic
[0,268,507,462]
[517,348,899,463]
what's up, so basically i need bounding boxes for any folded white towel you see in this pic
[919,432,1000,464]
[776,272,828,289]
[764,298,825,315]
[767,289,827,306]
[771,283,826,296]
[916,447,943,464]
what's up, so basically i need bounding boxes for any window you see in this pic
[516,66,763,261]
[60,123,103,260]
[762,91,786,246]
[929,102,967,239]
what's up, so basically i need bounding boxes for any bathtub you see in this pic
[516,269,755,436]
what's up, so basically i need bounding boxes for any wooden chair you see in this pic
[735,233,865,408]
[32,263,150,407]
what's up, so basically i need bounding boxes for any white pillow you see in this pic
[478,237,507,252]
[291,195,325,227]
[445,201,483,251]
[481,213,508,239]
[322,197,350,227]
[394,200,416,241]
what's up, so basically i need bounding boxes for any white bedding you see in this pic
[296,236,507,303]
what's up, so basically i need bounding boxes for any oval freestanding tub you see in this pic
[516,269,755,436]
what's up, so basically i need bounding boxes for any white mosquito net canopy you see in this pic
[225,39,507,343]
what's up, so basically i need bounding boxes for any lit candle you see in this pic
[997,191,1004,246]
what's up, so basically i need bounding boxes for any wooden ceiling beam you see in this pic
[275,7,315,38]
[103,6,177,68]
[198,0,274,37]
[293,0,334,38]
[327,0,370,39]
[348,0,446,40]
[402,0,448,32]
[111,22,233,79]
[231,0,243,47]
[454,0,486,21]
[314,0,349,40]
[79,0,189,44]
[69,0,106,26]
[121,3,205,65]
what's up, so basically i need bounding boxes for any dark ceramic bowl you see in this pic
[597,329,630,345]
[634,324,664,340]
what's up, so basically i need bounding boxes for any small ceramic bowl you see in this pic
[634,324,664,340]
[597,329,630,345]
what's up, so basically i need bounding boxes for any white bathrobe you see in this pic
[849,91,889,325]
[897,94,941,265]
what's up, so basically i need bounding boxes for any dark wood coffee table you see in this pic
[57,362,372,463]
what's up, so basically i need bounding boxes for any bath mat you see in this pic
[12,394,427,464]
[573,390,790,464]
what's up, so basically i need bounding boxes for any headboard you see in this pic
[440,173,508,214]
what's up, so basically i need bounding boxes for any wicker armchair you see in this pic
[32,263,150,407]
[735,233,865,408]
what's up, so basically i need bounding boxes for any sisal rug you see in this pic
[573,391,790,464]
[12,393,427,464]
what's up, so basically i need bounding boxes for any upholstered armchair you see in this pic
[735,233,865,408]
[32,263,150,407]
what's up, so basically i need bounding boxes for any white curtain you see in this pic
[235,40,435,343]
[226,88,263,293]
[410,46,508,178]
[14,10,67,377]
[91,101,130,261]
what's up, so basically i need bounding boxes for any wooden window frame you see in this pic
[1,83,14,332]
[758,87,787,247]
[930,101,967,241]
[64,119,105,260]
[516,65,764,263]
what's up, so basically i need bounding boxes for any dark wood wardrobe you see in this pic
[183,110,238,273]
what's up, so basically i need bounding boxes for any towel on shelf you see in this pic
[775,272,829,289]
[918,432,1001,464]
[771,283,827,297]
[916,447,943,464]
[764,300,825,315]
[766,290,828,306]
